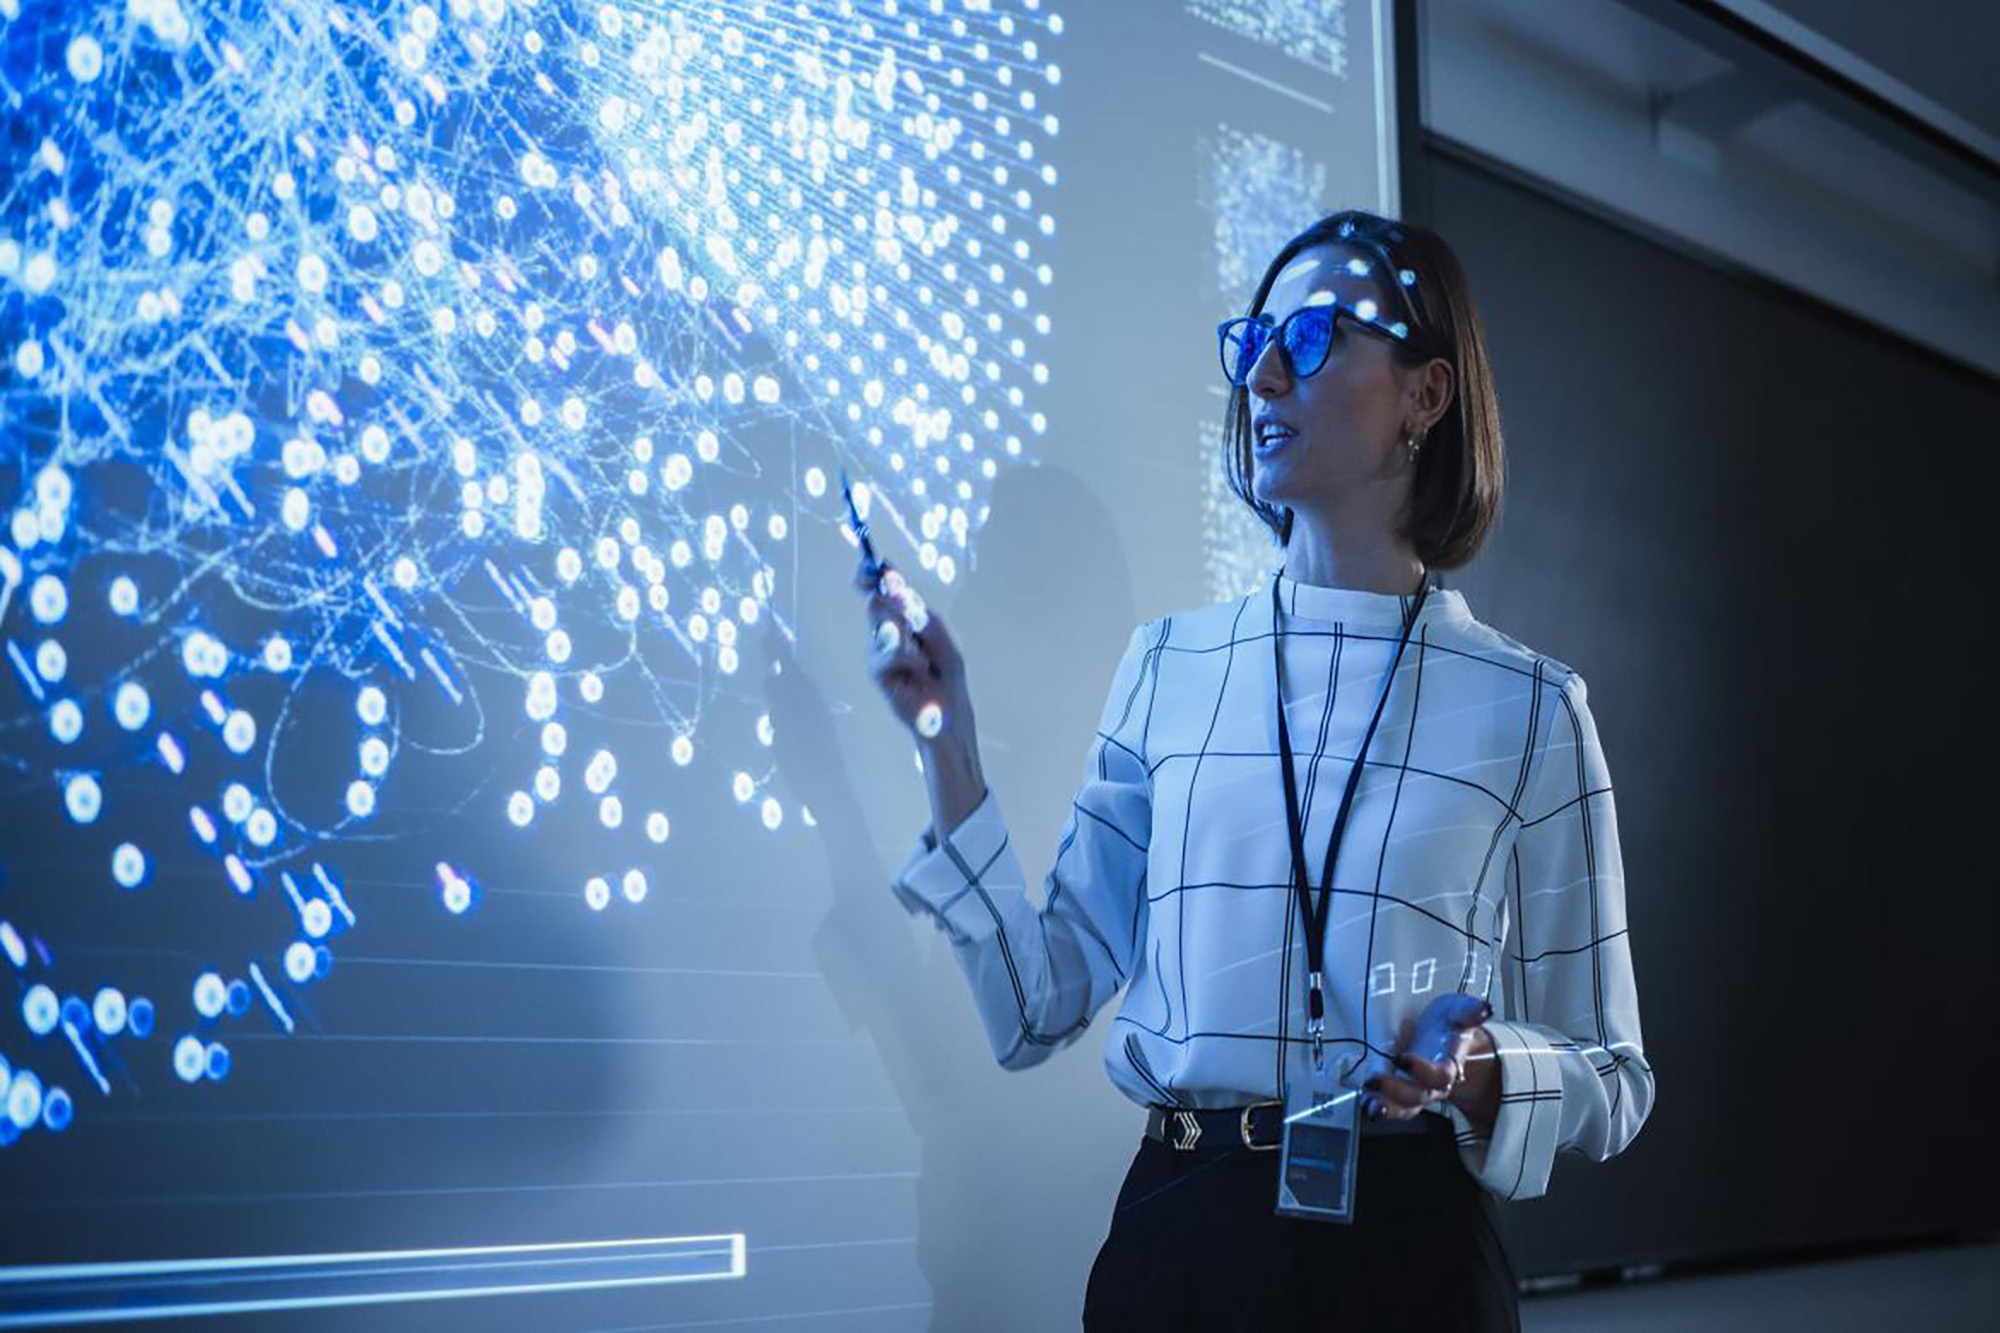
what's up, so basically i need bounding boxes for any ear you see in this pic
[1405,356,1455,436]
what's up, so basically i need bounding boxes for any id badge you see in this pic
[1275,1053,1362,1224]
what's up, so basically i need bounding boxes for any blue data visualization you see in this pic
[0,0,1064,1142]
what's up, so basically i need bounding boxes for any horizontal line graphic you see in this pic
[0,1234,745,1327]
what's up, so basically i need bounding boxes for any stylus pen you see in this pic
[839,467,883,584]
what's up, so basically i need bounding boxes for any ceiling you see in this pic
[1755,0,2000,156]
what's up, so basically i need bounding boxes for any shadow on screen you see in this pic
[757,461,1137,1331]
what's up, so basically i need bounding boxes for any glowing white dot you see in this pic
[48,699,82,744]
[64,774,102,824]
[108,575,139,616]
[357,685,388,726]
[671,735,693,766]
[65,34,103,81]
[192,972,226,1019]
[93,987,127,1035]
[181,630,226,678]
[245,808,277,847]
[540,722,567,757]
[113,681,150,731]
[111,843,146,888]
[916,702,944,738]
[507,791,534,826]
[285,942,317,983]
[29,575,67,625]
[173,1036,207,1083]
[732,771,755,802]
[345,781,376,818]
[598,795,623,828]
[646,811,670,843]
[22,251,56,294]
[222,710,257,754]
[621,869,647,903]
[761,797,783,830]
[359,736,390,777]
[584,876,611,911]
[525,671,557,721]
[22,985,58,1037]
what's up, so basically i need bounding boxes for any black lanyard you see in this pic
[1271,565,1431,1066]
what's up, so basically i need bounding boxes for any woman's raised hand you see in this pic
[855,555,972,746]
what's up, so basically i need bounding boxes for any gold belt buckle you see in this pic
[1242,1100,1282,1151]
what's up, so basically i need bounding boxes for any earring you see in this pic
[1405,429,1424,466]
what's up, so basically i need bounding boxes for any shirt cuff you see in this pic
[890,787,1010,941]
[1446,1017,1568,1201]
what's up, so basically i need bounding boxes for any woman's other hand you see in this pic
[1363,1023,1501,1134]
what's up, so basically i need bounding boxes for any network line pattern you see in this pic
[0,0,1065,1144]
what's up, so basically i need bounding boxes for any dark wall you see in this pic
[1420,144,2000,1275]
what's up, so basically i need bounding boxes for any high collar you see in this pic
[1272,568,1471,629]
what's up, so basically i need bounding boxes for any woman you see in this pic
[857,209,1654,1330]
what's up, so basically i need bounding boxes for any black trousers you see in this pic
[1082,1112,1521,1331]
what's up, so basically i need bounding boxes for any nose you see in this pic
[1247,327,1290,401]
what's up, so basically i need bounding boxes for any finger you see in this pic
[865,589,911,635]
[853,555,897,593]
[869,617,923,674]
[911,600,957,664]
[1394,1051,1457,1095]
[1363,1084,1425,1120]
[1363,1071,1432,1112]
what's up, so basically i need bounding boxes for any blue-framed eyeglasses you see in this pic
[1216,297,1414,388]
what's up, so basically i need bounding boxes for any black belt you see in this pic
[1144,1101,1437,1152]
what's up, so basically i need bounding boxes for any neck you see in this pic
[1282,507,1425,595]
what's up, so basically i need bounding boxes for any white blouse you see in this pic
[891,570,1654,1201]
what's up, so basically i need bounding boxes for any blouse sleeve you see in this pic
[889,620,1157,1071]
[1447,670,1656,1201]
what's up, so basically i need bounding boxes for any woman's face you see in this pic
[1246,242,1427,517]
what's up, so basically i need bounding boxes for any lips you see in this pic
[1254,423,1298,454]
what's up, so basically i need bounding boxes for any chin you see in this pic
[1251,469,1296,511]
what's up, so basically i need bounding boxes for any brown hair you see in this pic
[1221,209,1504,570]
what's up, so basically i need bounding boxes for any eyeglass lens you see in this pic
[1221,308,1336,386]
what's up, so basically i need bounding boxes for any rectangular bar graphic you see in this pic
[0,1234,746,1327]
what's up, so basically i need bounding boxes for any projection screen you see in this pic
[0,1,1396,1326]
